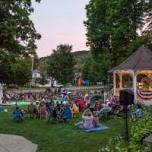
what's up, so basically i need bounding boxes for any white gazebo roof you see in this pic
[109,45,152,72]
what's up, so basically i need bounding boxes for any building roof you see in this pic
[109,45,152,72]
[33,69,40,73]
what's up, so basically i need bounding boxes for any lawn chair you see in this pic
[99,107,111,120]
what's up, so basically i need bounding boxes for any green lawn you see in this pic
[0,107,124,152]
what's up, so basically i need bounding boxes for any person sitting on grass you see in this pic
[27,102,37,119]
[72,103,79,118]
[132,104,144,120]
[52,102,63,121]
[93,111,100,127]
[46,100,54,122]
[94,101,103,112]
[35,101,40,119]
[77,98,87,111]
[13,106,24,122]
[39,102,47,119]
[62,104,73,122]
[82,108,94,129]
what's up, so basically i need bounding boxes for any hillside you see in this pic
[39,50,89,62]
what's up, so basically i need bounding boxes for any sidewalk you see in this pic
[0,134,37,152]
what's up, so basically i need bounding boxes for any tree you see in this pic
[0,0,41,55]
[82,52,110,83]
[11,58,32,86]
[0,57,32,86]
[85,0,152,66]
[0,0,41,84]
[84,0,152,83]
[47,44,75,84]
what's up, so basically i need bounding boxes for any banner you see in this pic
[137,90,152,100]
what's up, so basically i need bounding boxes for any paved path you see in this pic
[143,134,152,146]
[0,134,37,152]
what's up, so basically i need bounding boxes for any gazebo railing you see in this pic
[104,88,114,103]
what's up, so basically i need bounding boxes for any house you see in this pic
[32,70,41,79]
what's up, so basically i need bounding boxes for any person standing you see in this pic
[0,83,3,104]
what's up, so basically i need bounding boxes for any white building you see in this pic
[32,70,41,79]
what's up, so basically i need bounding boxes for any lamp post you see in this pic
[0,83,3,104]
[30,55,34,89]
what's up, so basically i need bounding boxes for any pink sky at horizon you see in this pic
[31,0,89,57]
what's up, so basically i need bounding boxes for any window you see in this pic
[122,74,132,88]
[137,73,152,90]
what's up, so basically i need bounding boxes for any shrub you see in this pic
[99,105,152,152]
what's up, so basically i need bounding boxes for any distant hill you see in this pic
[72,50,89,57]
[38,50,90,72]
[39,50,90,62]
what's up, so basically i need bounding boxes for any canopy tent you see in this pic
[109,45,152,103]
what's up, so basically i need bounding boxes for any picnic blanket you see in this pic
[76,123,108,132]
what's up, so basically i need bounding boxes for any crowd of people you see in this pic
[11,89,123,126]
[2,88,143,128]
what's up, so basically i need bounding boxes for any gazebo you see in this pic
[109,45,152,104]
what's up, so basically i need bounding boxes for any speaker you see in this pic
[119,89,134,105]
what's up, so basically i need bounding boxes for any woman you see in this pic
[72,103,79,117]
[62,104,73,122]
[39,102,47,119]
[82,108,94,129]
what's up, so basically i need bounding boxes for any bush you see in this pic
[99,105,152,152]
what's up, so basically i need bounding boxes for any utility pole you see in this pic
[30,55,34,89]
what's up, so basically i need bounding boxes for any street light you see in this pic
[30,55,34,89]
[0,83,3,104]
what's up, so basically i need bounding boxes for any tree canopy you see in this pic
[85,0,152,63]
[0,0,41,85]
[83,0,152,83]
[47,44,75,84]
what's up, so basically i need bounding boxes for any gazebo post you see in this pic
[120,72,122,90]
[132,71,137,103]
[113,72,116,95]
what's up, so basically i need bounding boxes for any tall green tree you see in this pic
[11,58,32,86]
[82,52,110,83]
[0,57,32,86]
[85,0,152,67]
[47,44,75,84]
[0,0,41,55]
[0,0,41,84]
[84,0,152,83]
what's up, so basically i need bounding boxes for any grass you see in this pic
[0,107,124,152]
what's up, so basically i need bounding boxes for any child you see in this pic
[13,107,24,122]
[132,105,144,120]
[62,104,73,122]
